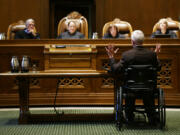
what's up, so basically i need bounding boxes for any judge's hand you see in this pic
[28,28,37,36]
[154,44,161,54]
[105,44,119,58]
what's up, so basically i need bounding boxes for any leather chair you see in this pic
[57,11,88,38]
[7,20,26,39]
[102,18,133,38]
[152,18,180,38]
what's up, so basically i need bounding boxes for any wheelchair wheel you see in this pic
[116,86,123,130]
[159,88,166,129]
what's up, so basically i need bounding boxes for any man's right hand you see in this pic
[155,44,161,54]
[28,28,37,36]
[105,44,119,58]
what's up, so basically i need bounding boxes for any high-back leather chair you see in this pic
[152,18,180,38]
[102,18,133,38]
[57,11,88,38]
[7,20,26,39]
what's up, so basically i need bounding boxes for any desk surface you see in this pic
[0,70,108,77]
[0,39,180,46]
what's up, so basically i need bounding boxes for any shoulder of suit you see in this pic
[169,30,176,34]
[122,48,134,56]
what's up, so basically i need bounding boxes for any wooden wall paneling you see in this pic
[40,0,49,38]
[8,0,41,36]
[0,0,49,38]
[96,0,180,37]
[0,0,180,38]
[0,0,10,33]
[95,0,105,37]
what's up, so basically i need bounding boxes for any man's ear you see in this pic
[131,40,135,47]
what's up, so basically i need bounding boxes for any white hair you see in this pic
[25,18,35,27]
[131,30,144,45]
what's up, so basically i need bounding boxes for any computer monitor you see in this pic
[154,34,171,38]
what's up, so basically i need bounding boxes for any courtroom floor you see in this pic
[0,107,180,135]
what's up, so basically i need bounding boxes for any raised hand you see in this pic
[29,28,37,36]
[105,44,119,58]
[154,44,161,54]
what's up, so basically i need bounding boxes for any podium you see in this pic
[44,44,97,71]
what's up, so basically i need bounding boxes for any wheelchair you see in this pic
[115,65,166,130]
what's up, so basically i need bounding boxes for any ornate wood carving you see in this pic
[158,59,172,88]
[58,77,85,88]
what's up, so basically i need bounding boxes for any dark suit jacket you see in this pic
[151,30,177,39]
[110,45,161,73]
[57,31,85,39]
[14,29,40,39]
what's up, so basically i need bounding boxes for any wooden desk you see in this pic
[0,71,116,124]
[0,39,180,106]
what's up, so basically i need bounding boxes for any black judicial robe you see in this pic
[15,29,40,39]
[103,33,125,39]
[151,30,177,39]
[57,31,85,39]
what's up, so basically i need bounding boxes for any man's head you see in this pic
[67,21,77,34]
[159,19,168,33]
[131,30,144,46]
[25,19,35,32]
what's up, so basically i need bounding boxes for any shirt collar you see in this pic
[133,45,143,49]
[24,29,30,34]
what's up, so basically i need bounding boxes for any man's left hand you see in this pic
[155,44,161,54]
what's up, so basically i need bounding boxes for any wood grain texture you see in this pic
[0,39,180,106]
[0,0,49,38]
[0,0,180,38]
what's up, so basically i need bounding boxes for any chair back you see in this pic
[102,18,133,38]
[7,20,26,39]
[124,65,157,92]
[152,18,180,38]
[57,11,88,38]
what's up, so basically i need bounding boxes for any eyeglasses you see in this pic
[28,23,35,27]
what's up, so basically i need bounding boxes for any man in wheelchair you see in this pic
[105,30,161,126]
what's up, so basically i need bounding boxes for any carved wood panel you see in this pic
[58,77,85,88]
